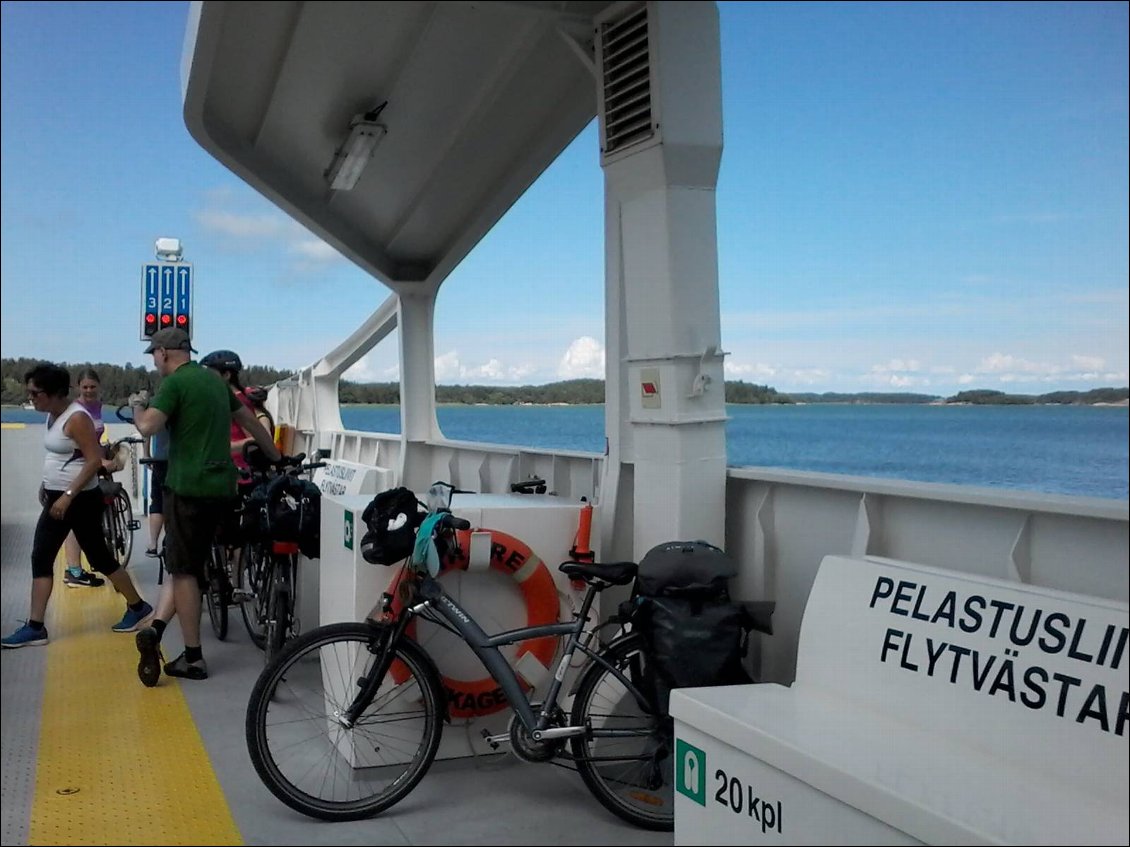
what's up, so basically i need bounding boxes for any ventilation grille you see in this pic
[599,5,653,159]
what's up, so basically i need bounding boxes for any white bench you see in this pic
[669,555,1129,845]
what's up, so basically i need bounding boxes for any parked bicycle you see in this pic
[245,483,674,831]
[204,510,243,641]
[100,431,144,567]
[239,448,325,662]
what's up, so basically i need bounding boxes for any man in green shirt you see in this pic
[129,327,281,686]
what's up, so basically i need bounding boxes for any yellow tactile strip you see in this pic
[32,561,243,845]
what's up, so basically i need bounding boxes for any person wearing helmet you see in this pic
[201,351,275,601]
[242,385,275,439]
[200,350,259,479]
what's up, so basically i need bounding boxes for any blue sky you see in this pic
[2,1,1127,395]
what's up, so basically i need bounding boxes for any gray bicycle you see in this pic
[244,493,673,830]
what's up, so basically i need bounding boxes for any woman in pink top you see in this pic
[62,368,116,587]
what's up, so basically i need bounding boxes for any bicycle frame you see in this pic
[344,568,655,741]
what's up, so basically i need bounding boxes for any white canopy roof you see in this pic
[183,1,616,295]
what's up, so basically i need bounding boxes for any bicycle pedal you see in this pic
[481,731,509,750]
[127,520,141,531]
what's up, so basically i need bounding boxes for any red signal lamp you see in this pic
[160,314,173,326]
[175,314,187,326]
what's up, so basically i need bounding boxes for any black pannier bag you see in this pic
[628,540,754,712]
[359,486,426,565]
[242,481,271,542]
[259,474,322,559]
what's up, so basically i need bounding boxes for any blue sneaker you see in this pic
[2,622,48,648]
[112,602,154,633]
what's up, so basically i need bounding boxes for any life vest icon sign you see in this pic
[676,739,707,806]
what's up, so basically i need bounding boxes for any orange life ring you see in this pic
[387,528,560,718]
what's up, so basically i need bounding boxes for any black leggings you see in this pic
[31,488,120,579]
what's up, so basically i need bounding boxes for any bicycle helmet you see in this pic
[244,385,269,404]
[200,349,242,373]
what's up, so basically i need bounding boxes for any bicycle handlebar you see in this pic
[443,513,471,532]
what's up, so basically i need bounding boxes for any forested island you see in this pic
[1,359,1126,407]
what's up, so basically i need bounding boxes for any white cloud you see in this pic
[344,354,396,382]
[724,361,777,379]
[195,198,343,270]
[434,350,537,384]
[870,359,922,374]
[785,368,831,385]
[434,351,462,382]
[976,353,1054,375]
[557,336,604,379]
[289,238,344,263]
[1071,354,1105,371]
[197,209,288,239]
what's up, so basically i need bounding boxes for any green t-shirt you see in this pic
[150,361,242,498]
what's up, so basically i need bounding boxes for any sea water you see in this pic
[4,403,1126,499]
[337,403,1129,500]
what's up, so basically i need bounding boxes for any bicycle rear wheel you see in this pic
[239,542,268,649]
[205,544,229,640]
[246,622,444,821]
[570,631,674,831]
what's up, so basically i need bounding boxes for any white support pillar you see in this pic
[398,290,441,485]
[599,1,726,556]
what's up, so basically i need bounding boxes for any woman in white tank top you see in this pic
[1,363,154,649]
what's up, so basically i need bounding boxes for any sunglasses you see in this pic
[26,388,46,398]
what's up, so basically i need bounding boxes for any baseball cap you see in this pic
[143,327,198,354]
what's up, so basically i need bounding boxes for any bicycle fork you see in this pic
[337,615,405,729]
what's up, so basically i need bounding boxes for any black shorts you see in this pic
[164,490,234,581]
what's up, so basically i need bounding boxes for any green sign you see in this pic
[675,739,706,806]
[344,510,354,550]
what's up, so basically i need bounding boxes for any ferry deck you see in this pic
[5,2,1127,844]
[0,423,671,847]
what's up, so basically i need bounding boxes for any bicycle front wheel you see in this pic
[205,545,229,640]
[246,622,445,821]
[571,631,674,831]
[263,555,293,664]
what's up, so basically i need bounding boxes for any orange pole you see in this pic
[569,500,594,562]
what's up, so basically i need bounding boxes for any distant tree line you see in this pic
[787,391,940,405]
[340,379,791,405]
[944,388,1129,405]
[1,357,294,406]
[5,358,1125,408]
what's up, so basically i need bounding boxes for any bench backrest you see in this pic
[796,555,1128,807]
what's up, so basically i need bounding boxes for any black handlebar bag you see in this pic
[359,486,426,566]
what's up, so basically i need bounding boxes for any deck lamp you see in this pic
[324,103,388,191]
[155,237,183,262]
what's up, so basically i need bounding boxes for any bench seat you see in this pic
[670,555,1129,845]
